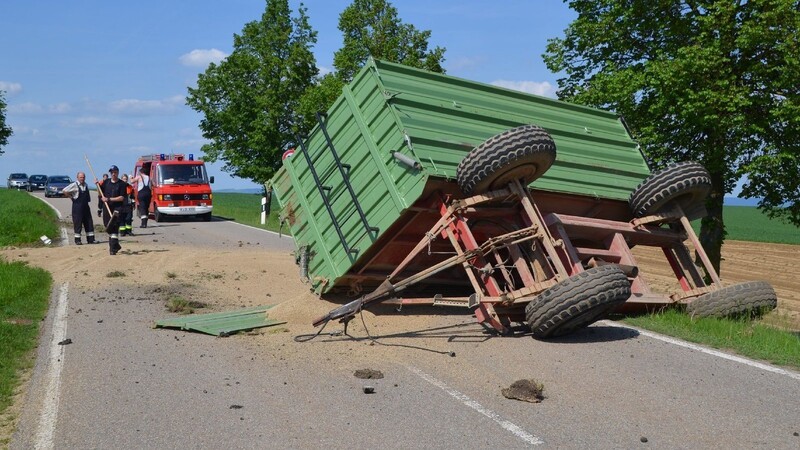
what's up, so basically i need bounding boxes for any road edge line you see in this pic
[601,320,800,381]
[34,283,69,450]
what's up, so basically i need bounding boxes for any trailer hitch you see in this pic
[312,279,398,327]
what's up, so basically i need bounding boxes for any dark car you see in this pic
[7,173,29,189]
[27,174,48,191]
[44,175,72,198]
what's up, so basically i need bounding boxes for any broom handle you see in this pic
[84,154,113,216]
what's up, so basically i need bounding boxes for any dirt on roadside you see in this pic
[1,236,797,336]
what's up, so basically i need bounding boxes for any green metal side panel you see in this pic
[271,58,652,294]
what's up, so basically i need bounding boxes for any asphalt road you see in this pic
[11,192,800,449]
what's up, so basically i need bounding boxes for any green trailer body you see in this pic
[271,59,777,336]
[271,59,653,295]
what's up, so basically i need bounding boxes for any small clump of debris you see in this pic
[354,369,384,379]
[501,379,544,403]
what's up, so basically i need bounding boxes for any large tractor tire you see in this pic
[525,265,631,339]
[629,161,711,221]
[456,125,556,195]
[686,281,777,319]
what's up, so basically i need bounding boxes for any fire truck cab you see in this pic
[133,153,214,222]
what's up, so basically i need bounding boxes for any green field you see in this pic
[719,206,800,244]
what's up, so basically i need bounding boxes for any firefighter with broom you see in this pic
[95,165,129,255]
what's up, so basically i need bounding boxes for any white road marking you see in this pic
[34,283,69,450]
[228,220,293,239]
[407,365,544,446]
[602,320,800,381]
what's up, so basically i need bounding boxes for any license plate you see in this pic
[179,207,195,212]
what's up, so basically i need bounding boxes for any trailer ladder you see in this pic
[294,112,379,256]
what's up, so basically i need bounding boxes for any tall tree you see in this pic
[543,0,800,274]
[298,0,446,126]
[0,91,12,155]
[186,0,318,184]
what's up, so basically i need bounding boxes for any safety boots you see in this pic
[74,237,82,245]
[140,217,148,228]
[109,238,121,255]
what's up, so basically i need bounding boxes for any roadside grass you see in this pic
[0,190,57,434]
[621,309,800,369]
[212,192,285,234]
[0,189,60,247]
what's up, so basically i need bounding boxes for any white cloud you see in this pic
[63,116,122,127]
[491,80,556,98]
[48,103,72,114]
[179,48,227,67]
[9,125,39,136]
[318,66,332,77]
[8,102,42,114]
[108,95,185,115]
[0,81,23,95]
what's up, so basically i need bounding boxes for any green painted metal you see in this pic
[271,58,652,294]
[154,305,285,336]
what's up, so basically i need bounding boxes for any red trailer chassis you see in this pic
[314,177,725,336]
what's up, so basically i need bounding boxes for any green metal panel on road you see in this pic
[271,59,651,294]
[154,305,284,336]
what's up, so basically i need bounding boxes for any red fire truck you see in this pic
[132,153,214,222]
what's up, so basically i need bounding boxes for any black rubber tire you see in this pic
[629,161,712,220]
[525,265,631,339]
[200,212,212,222]
[456,124,556,195]
[686,281,777,319]
[153,204,163,222]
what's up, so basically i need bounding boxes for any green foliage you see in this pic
[0,91,11,154]
[186,0,318,185]
[544,0,800,271]
[0,189,60,246]
[0,260,52,414]
[333,0,446,82]
[622,309,800,369]
[297,0,447,126]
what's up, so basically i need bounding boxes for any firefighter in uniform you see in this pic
[130,166,151,228]
[61,172,96,245]
[119,174,134,236]
[97,165,129,255]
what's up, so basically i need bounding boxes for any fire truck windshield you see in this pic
[158,164,209,185]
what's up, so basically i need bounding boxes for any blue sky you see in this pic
[0,0,578,190]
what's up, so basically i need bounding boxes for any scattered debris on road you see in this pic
[501,379,544,403]
[354,369,384,379]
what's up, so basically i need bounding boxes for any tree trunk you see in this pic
[698,174,726,278]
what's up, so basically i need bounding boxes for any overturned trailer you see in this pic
[269,59,776,337]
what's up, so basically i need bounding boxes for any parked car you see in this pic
[7,173,29,189]
[27,174,48,191]
[44,175,72,197]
